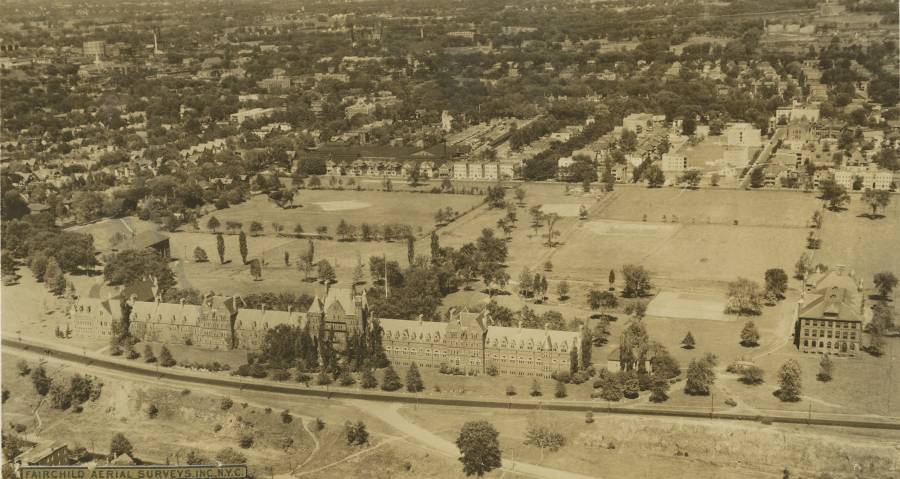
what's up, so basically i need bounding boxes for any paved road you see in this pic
[3,337,899,431]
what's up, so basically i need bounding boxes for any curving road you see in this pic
[3,337,898,432]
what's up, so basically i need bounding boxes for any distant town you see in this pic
[1,0,898,478]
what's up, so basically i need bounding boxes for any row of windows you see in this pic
[804,319,858,329]
[803,340,856,350]
[803,329,855,340]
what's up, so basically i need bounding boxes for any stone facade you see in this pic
[70,297,121,339]
[381,309,581,378]
[307,288,369,351]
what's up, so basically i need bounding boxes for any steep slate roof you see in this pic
[380,318,446,342]
[131,300,202,327]
[235,308,306,331]
[322,288,363,313]
[484,325,578,352]
[799,286,862,322]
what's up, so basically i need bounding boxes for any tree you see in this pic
[361,368,378,389]
[554,380,567,398]
[764,269,788,300]
[818,179,849,211]
[405,362,424,392]
[216,233,225,264]
[515,187,526,206]
[30,365,52,396]
[43,258,66,296]
[344,421,369,446]
[726,278,763,315]
[381,365,402,391]
[543,213,561,247]
[144,346,156,363]
[456,421,502,477]
[740,321,760,347]
[681,332,695,349]
[249,259,262,281]
[608,269,615,290]
[215,448,247,465]
[794,253,813,280]
[194,247,208,263]
[622,264,652,297]
[678,170,702,189]
[159,346,175,367]
[684,358,715,395]
[749,167,765,188]
[873,271,898,299]
[407,235,415,266]
[524,419,566,460]
[556,280,570,300]
[238,231,248,264]
[486,184,506,209]
[110,433,133,458]
[430,231,441,260]
[587,289,617,315]
[862,189,891,217]
[518,267,533,297]
[103,249,175,292]
[817,355,833,382]
[645,165,665,188]
[530,379,542,397]
[740,365,764,385]
[317,260,336,284]
[776,359,802,402]
[249,221,264,236]
[206,216,221,232]
[31,251,50,281]
[649,374,670,402]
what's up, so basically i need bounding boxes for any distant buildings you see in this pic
[230,107,284,124]
[833,166,893,191]
[83,40,105,57]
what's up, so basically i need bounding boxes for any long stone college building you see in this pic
[71,284,581,378]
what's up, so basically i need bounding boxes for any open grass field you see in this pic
[815,194,900,288]
[399,404,900,479]
[199,190,484,238]
[170,231,408,296]
[548,221,809,286]
[597,187,820,227]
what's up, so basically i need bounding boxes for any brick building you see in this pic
[795,267,867,356]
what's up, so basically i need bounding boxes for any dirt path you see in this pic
[290,436,402,478]
[346,400,601,479]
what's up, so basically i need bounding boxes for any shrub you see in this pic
[316,371,332,386]
[147,404,159,418]
[238,434,254,449]
[585,411,594,423]
[506,385,516,396]
[220,397,234,411]
[554,380,567,398]
[314,418,325,431]
[281,410,293,424]
[551,370,571,384]
[271,369,291,382]
[486,365,498,376]
[213,424,222,433]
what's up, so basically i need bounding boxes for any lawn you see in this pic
[398,404,900,479]
[815,194,900,288]
[198,189,484,239]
